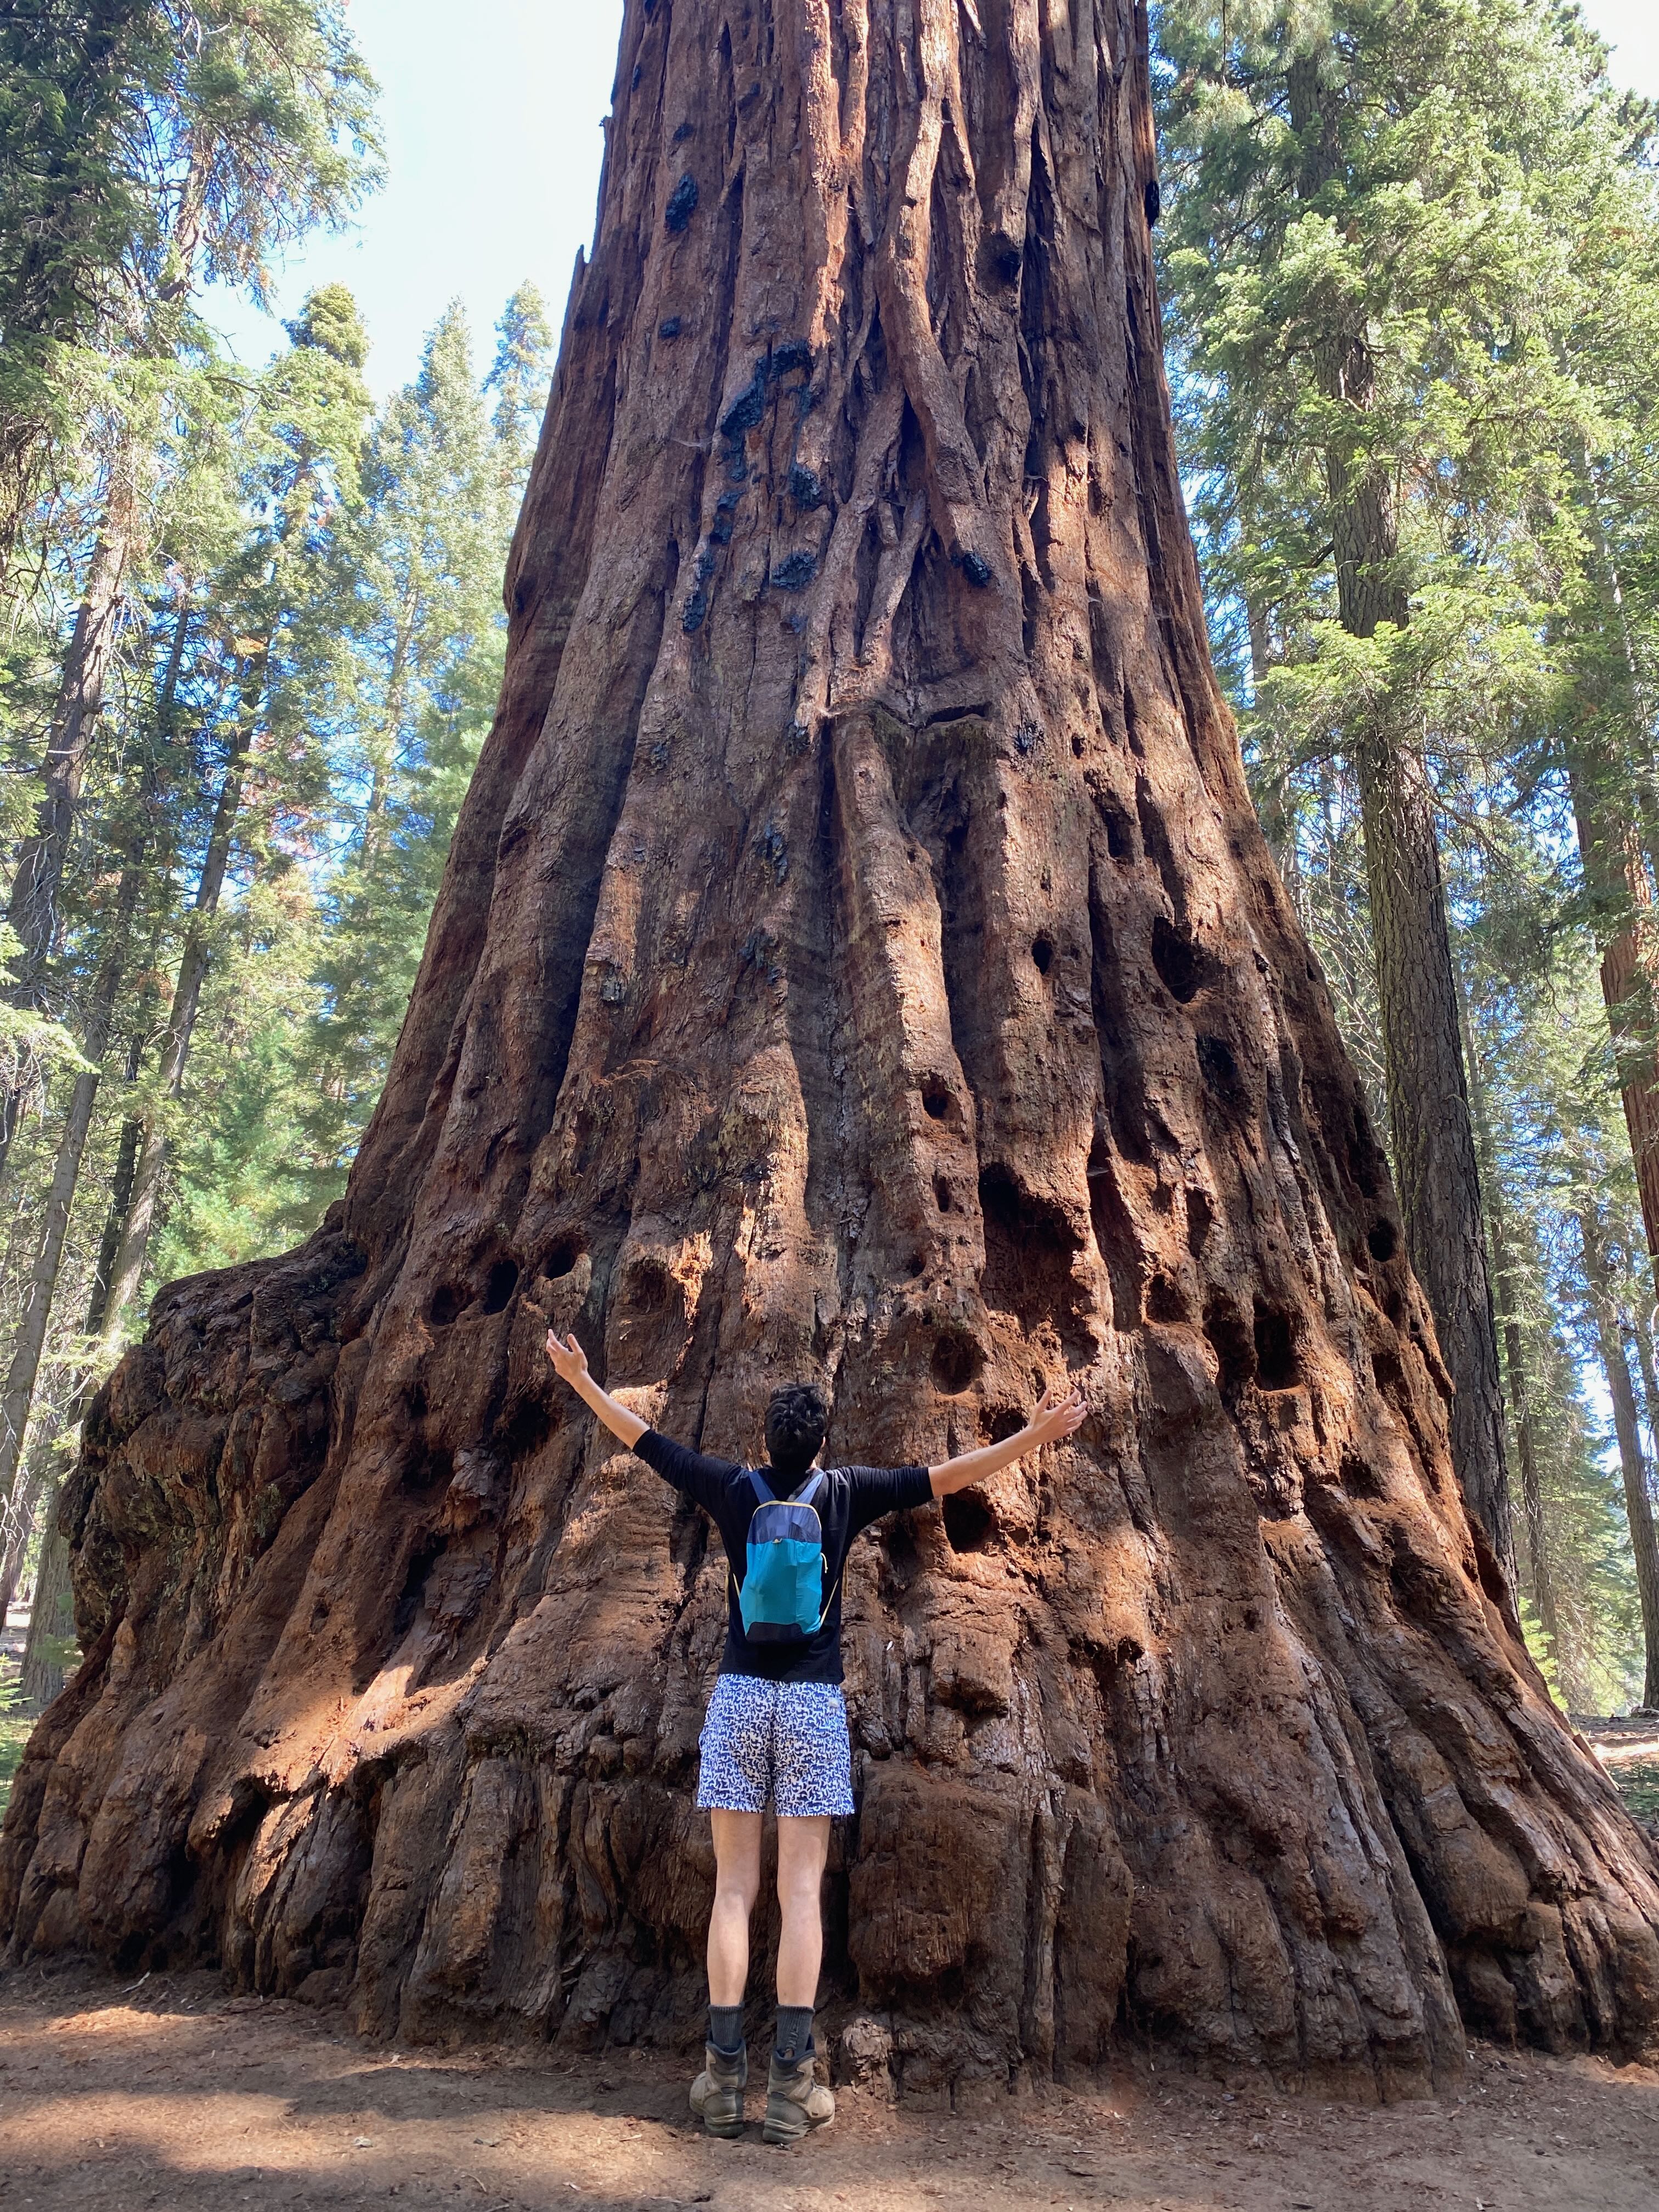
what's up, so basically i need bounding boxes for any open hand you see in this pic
[546,1329,590,1387]
[1028,1380,1086,1446]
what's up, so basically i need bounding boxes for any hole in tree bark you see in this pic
[931,1331,984,1395]
[943,1488,996,1553]
[543,1237,583,1280]
[1252,1302,1300,1390]
[482,1260,520,1314]
[1031,935,1055,975]
[1196,1034,1246,1113]
[906,1251,927,1278]
[1102,806,1135,861]
[393,1535,445,1635]
[1087,1141,1143,1332]
[1185,1188,1213,1256]
[1367,1218,1399,1263]
[934,1176,953,1212]
[1151,915,1204,1004]
[979,1166,1086,1341]
[429,1284,465,1327]
[1204,1295,1252,1393]
[496,1397,552,1460]
[1146,1274,1187,1324]
[983,1404,1025,1444]
[921,1076,954,1121]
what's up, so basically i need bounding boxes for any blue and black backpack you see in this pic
[736,1469,834,1644]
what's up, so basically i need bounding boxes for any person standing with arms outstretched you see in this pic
[545,1330,1085,2144]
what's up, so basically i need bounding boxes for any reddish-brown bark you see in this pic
[3,0,1657,2096]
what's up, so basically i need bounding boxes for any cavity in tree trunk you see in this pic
[2,1,1655,2087]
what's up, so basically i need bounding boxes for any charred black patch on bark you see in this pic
[400,1444,454,1499]
[664,174,699,234]
[770,550,817,591]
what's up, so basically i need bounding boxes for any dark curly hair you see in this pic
[765,1382,828,1482]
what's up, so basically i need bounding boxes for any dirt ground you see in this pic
[0,1963,1652,2212]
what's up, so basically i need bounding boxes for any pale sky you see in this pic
[208,0,1659,397]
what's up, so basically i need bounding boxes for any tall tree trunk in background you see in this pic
[98,682,257,1345]
[1578,1210,1659,1709]
[2,1,1654,2087]
[0,864,142,1513]
[1462,980,1559,1655]
[0,204,204,1175]
[0,1407,60,1625]
[1565,464,1659,1289]
[1283,61,1513,1583]
[0,505,134,1172]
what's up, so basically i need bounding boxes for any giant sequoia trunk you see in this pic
[3,0,1656,2094]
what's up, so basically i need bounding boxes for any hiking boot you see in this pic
[763,2048,835,2145]
[689,2040,747,2137]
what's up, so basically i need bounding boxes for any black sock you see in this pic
[774,2004,814,2063]
[708,2004,744,2055]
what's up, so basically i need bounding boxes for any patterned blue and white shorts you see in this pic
[696,1674,855,1818]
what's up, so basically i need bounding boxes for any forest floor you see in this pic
[0,1962,1655,2212]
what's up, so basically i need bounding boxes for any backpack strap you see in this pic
[747,1469,775,1506]
[791,1470,826,1508]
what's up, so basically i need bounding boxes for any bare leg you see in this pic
[775,1814,830,2008]
[706,1809,763,2007]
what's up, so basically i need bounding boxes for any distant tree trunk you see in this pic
[1461,981,1559,1654]
[0,244,201,1175]
[2,0,1655,2089]
[98,680,257,1343]
[1578,1209,1659,1709]
[0,1407,60,1625]
[0,863,142,1513]
[1282,57,1513,1582]
[0,509,133,1171]
[1330,388,1514,1583]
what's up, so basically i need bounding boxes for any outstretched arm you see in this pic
[545,1330,648,1449]
[929,1381,1086,1498]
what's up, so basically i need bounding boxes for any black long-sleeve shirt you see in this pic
[633,1429,932,1685]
